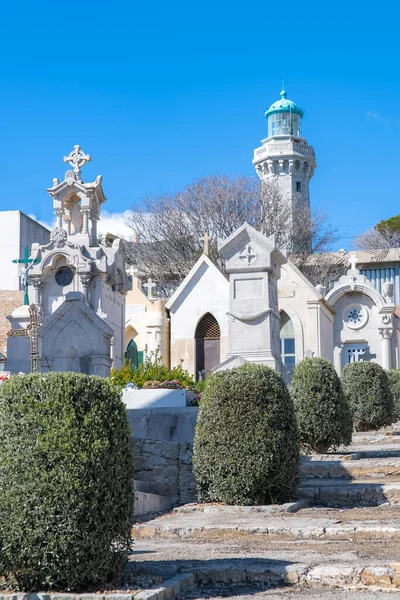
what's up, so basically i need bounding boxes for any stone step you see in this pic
[133,511,400,540]
[301,457,400,480]
[305,448,400,460]
[298,478,400,507]
[129,556,400,591]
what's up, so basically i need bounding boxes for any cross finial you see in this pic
[200,232,212,256]
[143,277,156,299]
[63,145,91,181]
[348,253,358,272]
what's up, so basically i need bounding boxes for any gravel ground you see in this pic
[180,584,398,599]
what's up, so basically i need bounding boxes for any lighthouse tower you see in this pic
[253,87,316,250]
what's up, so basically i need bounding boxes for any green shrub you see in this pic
[0,373,134,591]
[193,363,300,505]
[290,357,352,452]
[341,362,394,431]
[387,369,400,422]
[110,350,195,389]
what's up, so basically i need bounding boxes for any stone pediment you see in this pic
[218,222,285,274]
[39,292,113,340]
[38,292,113,376]
[166,254,228,312]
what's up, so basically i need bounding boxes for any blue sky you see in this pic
[0,0,399,249]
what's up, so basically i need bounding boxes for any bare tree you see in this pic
[352,215,400,264]
[124,174,339,294]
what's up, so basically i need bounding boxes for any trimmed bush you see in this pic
[193,363,300,505]
[341,362,394,431]
[387,369,400,422]
[290,357,352,452]
[0,373,134,591]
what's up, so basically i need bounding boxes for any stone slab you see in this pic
[298,479,400,506]
[123,389,187,410]
[135,490,174,516]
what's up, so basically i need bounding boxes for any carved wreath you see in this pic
[50,227,68,248]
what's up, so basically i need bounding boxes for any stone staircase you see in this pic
[298,426,400,507]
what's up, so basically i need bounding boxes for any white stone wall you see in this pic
[0,211,50,291]
[332,292,381,373]
[168,260,229,377]
[278,261,334,364]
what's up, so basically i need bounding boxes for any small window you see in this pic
[296,182,302,192]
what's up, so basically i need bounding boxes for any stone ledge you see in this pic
[173,500,308,515]
[131,562,400,591]
[0,574,196,600]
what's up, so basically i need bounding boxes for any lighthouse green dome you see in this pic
[265,89,304,118]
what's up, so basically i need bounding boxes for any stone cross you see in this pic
[127,265,137,278]
[7,304,40,373]
[239,245,258,265]
[12,247,40,305]
[348,254,358,271]
[63,145,91,181]
[143,277,156,299]
[200,232,212,256]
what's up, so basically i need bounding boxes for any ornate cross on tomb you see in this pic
[239,245,258,265]
[7,304,40,373]
[200,232,212,256]
[143,277,156,299]
[63,145,91,181]
[348,254,358,271]
[12,247,40,305]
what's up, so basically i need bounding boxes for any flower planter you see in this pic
[123,387,190,409]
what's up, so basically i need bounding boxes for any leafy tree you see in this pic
[193,363,300,505]
[387,369,400,422]
[341,362,394,431]
[0,373,134,591]
[354,214,400,252]
[290,357,352,452]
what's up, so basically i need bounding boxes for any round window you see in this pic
[55,266,74,286]
[343,303,368,330]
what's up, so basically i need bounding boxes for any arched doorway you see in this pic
[126,339,144,370]
[280,311,296,383]
[195,313,221,378]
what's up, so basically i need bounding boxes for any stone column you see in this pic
[379,305,395,370]
[81,209,90,235]
[91,217,98,245]
[30,279,43,309]
[379,328,393,370]
[54,209,63,228]
[64,216,72,236]
[80,274,92,304]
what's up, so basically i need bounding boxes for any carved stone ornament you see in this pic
[65,170,77,184]
[80,274,92,287]
[379,328,393,340]
[382,281,394,303]
[238,245,258,265]
[50,227,68,248]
